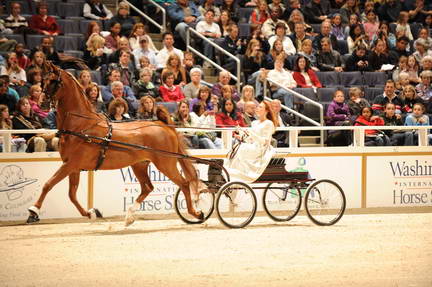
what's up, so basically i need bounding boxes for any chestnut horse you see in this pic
[27,63,204,225]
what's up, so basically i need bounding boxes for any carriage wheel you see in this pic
[262,183,302,222]
[174,188,215,224]
[304,179,346,226]
[215,181,257,229]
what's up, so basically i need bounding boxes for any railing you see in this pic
[186,28,241,93]
[1,126,430,153]
[120,0,166,32]
[263,78,325,146]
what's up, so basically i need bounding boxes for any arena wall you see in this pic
[0,147,431,222]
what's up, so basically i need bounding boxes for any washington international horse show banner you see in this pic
[0,155,431,221]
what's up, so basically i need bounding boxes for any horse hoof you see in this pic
[89,208,103,220]
[125,216,135,227]
[197,211,205,221]
[26,210,40,224]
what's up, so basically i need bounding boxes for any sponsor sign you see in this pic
[366,156,432,207]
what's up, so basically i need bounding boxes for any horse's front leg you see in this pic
[27,162,74,224]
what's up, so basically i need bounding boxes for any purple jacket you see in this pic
[326,100,351,126]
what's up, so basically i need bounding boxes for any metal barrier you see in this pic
[263,78,325,146]
[120,0,166,32]
[185,27,241,93]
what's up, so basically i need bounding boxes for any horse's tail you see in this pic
[176,133,199,183]
[155,105,173,125]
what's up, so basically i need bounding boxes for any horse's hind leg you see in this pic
[153,159,203,220]
[27,162,73,223]
[68,172,92,218]
[125,161,153,226]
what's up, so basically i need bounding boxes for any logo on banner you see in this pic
[389,160,432,205]
[0,165,38,216]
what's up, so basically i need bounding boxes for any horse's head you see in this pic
[42,61,63,103]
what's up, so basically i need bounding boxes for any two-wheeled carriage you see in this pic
[174,158,346,228]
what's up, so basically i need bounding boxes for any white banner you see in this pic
[367,156,432,207]
[0,161,87,221]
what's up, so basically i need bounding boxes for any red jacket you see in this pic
[292,69,322,88]
[29,15,61,35]
[354,115,384,135]
[159,85,185,102]
[215,112,246,128]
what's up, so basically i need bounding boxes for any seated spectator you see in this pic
[268,23,296,56]
[27,51,46,75]
[108,81,138,116]
[136,95,158,120]
[0,104,26,152]
[378,0,402,23]
[395,72,410,94]
[0,36,16,53]
[167,0,200,42]
[347,87,370,119]
[303,0,329,24]
[407,55,421,85]
[292,55,322,88]
[362,8,379,43]
[85,84,106,113]
[250,1,270,26]
[183,51,198,83]
[85,21,102,42]
[211,71,239,101]
[313,21,339,53]
[133,68,159,100]
[268,0,285,13]
[4,2,30,34]
[31,36,60,66]
[173,100,199,148]
[155,32,184,69]
[247,25,271,56]
[218,10,231,37]
[104,22,122,53]
[220,23,247,74]
[199,0,221,22]
[297,38,318,70]
[371,21,396,51]
[162,53,186,86]
[401,85,422,114]
[196,9,221,63]
[0,52,27,87]
[395,11,413,41]
[389,36,410,65]
[242,101,257,126]
[347,24,369,54]
[330,13,345,41]
[368,39,391,72]
[111,2,135,37]
[221,84,235,101]
[286,8,310,35]
[29,2,60,36]
[189,86,213,112]
[221,0,239,22]
[382,102,413,146]
[262,7,289,39]
[267,55,297,108]
[108,97,130,121]
[24,68,42,96]
[12,97,59,152]
[132,36,157,70]
[415,70,432,102]
[190,102,222,149]
[372,80,405,115]
[340,0,359,25]
[413,39,432,64]
[316,37,343,72]
[107,50,137,87]
[0,78,18,113]
[264,40,291,70]
[129,23,157,52]
[14,44,31,71]
[83,34,108,70]
[404,103,432,145]
[414,28,432,55]
[107,37,137,68]
[28,84,48,119]
[270,99,291,147]
[354,106,391,146]
[392,56,408,83]
[289,23,312,52]
[345,45,372,72]
[159,71,185,102]
[243,39,266,83]
[237,85,258,112]
[215,98,246,127]
[78,70,94,91]
[326,89,351,126]
[183,68,203,101]
[101,69,135,104]
[83,0,113,21]
[420,55,432,73]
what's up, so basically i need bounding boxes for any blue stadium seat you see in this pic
[293,88,318,104]
[57,19,81,34]
[63,50,84,59]
[410,22,422,39]
[158,102,177,114]
[80,19,103,34]
[239,23,251,38]
[317,87,337,103]
[315,71,340,87]
[337,39,349,55]
[6,0,33,14]
[365,87,384,103]
[90,70,102,85]
[340,71,363,86]
[4,34,25,45]
[57,2,83,18]
[55,35,79,51]
[238,7,254,23]
[363,72,388,87]
[25,34,46,50]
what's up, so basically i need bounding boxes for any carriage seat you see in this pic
[255,158,310,183]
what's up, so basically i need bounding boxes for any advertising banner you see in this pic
[0,161,88,221]
[367,156,432,207]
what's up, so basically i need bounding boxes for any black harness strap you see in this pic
[94,120,113,170]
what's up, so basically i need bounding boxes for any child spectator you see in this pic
[382,103,412,146]
[190,102,222,149]
[28,84,48,119]
[396,11,413,41]
[330,13,345,41]
[326,89,351,126]
[362,9,379,43]
[347,87,369,119]
[104,22,121,53]
[354,106,391,146]
[406,55,420,85]
[404,103,432,145]
[0,104,26,152]
[84,34,108,70]
[368,39,391,72]
[133,68,159,100]
[347,24,369,54]
[14,44,31,71]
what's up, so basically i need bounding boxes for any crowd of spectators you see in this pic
[0,0,431,151]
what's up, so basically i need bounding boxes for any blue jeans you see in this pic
[272,88,294,109]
